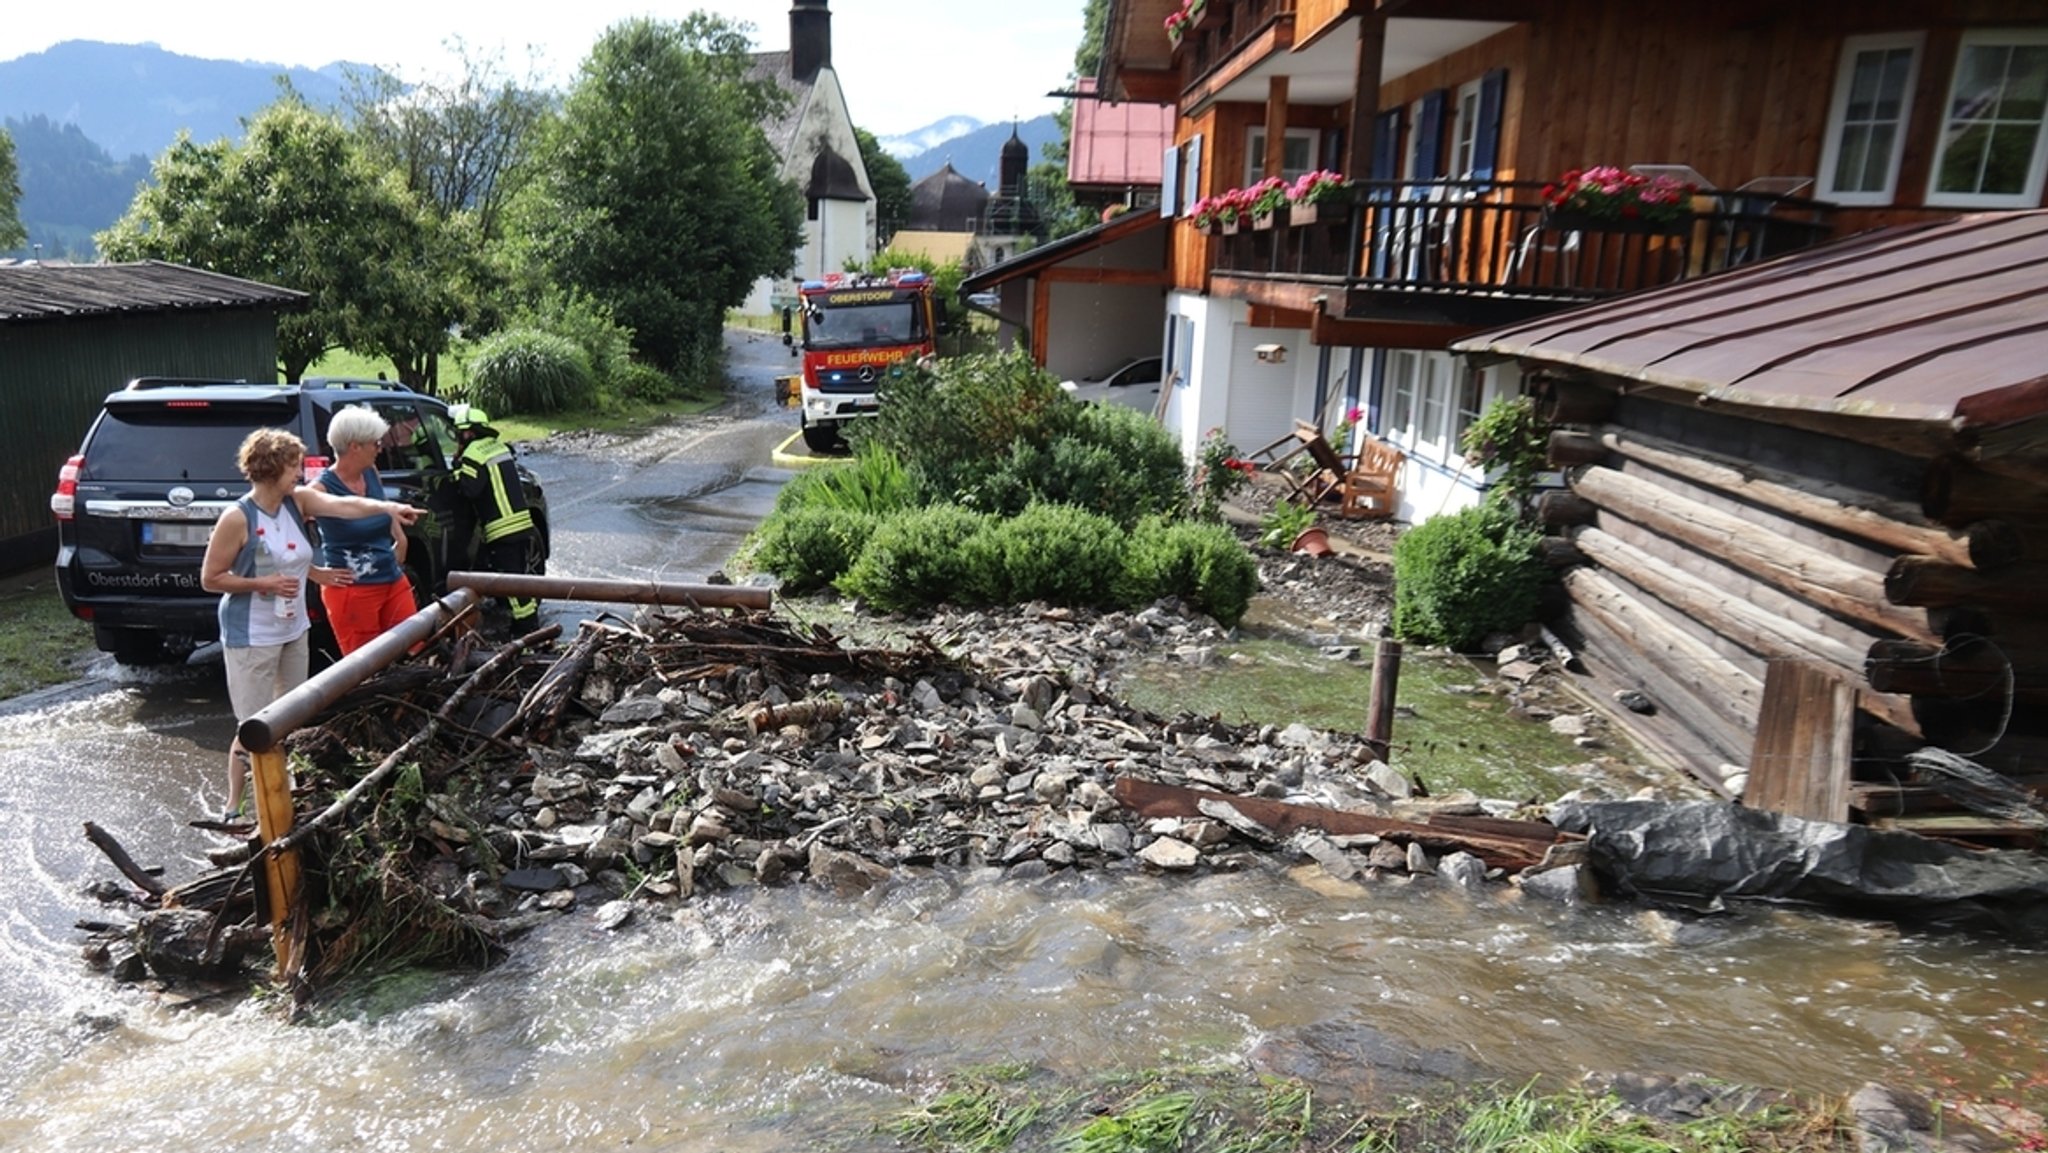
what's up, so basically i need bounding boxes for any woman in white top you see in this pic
[200,427,420,821]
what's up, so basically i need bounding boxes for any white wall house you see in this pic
[744,0,876,316]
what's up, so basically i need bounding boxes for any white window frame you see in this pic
[1384,350,1418,442]
[1415,353,1451,461]
[1927,28,2048,209]
[1451,364,1486,467]
[1449,79,1486,180]
[1818,32,1923,206]
[1243,126,1317,185]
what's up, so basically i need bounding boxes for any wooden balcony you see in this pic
[1175,0,1294,91]
[1206,180,1838,331]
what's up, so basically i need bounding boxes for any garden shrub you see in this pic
[748,507,876,592]
[1392,503,1545,650]
[512,288,635,393]
[461,328,597,414]
[613,362,678,403]
[1120,517,1261,627]
[773,442,914,517]
[989,503,1125,606]
[958,400,1186,526]
[855,350,1073,503]
[837,505,999,612]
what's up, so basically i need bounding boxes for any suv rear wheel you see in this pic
[96,625,169,667]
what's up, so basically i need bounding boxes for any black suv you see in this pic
[51,377,550,665]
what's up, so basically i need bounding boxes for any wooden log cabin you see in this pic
[1456,211,2048,843]
[1093,0,2048,524]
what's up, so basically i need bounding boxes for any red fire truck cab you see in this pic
[781,270,940,451]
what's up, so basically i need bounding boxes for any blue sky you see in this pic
[0,1,1089,137]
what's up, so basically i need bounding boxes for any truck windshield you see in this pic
[805,301,923,349]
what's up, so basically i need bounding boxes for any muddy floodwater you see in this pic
[1,623,2045,1149]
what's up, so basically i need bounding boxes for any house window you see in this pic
[1928,30,2048,208]
[1385,351,1418,439]
[1243,127,1317,184]
[1449,80,1485,179]
[1818,33,1922,205]
[1416,355,1449,458]
[1452,365,1485,457]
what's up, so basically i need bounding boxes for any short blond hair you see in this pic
[237,428,307,485]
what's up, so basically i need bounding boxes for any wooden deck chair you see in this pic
[1339,435,1403,520]
[1284,419,1352,507]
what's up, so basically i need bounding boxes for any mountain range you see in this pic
[0,41,1063,260]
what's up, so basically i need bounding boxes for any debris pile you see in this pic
[80,598,1581,999]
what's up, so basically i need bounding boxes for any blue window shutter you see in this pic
[1184,134,1203,213]
[1414,89,1447,181]
[1369,107,1403,182]
[1473,69,1507,184]
[1161,144,1179,217]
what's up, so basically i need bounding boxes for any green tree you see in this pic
[98,93,441,383]
[855,127,912,246]
[0,128,25,251]
[341,46,552,389]
[515,16,804,381]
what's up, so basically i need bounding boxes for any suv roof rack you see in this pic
[301,377,419,394]
[122,376,266,391]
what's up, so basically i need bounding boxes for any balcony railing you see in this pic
[1207,179,1837,315]
[1176,0,1293,88]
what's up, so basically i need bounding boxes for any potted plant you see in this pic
[1217,187,1251,235]
[1287,169,1347,227]
[1189,194,1223,235]
[1247,177,1290,230]
[1540,166,1695,233]
[1164,4,1192,46]
[1186,0,1209,28]
[1259,498,1319,551]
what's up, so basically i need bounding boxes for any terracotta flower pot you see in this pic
[1291,526,1332,556]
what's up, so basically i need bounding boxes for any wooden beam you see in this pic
[1118,69,1181,105]
[1540,378,1616,424]
[1307,306,1485,350]
[1569,526,1920,735]
[1038,265,1174,285]
[1112,776,1567,872]
[1923,455,2048,525]
[251,747,303,979]
[1570,465,1939,645]
[1031,276,1051,367]
[1344,14,1385,180]
[1745,660,1856,823]
[1596,427,2018,571]
[1561,600,1751,784]
[1247,304,1315,329]
[1886,555,2048,611]
[1547,429,1609,466]
[1264,75,1290,179]
[1563,567,1765,741]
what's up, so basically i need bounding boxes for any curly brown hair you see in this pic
[236,428,307,485]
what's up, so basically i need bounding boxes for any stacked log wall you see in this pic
[1538,380,2048,814]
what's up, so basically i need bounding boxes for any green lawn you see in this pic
[0,575,93,700]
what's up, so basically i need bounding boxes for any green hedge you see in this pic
[1391,503,1544,650]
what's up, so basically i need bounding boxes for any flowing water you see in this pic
[3,644,2045,1150]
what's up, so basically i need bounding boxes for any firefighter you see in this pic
[449,404,542,633]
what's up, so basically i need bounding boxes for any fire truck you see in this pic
[781,269,941,451]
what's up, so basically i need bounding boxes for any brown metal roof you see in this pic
[0,260,303,323]
[1454,211,2048,432]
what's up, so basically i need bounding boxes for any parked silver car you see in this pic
[1059,356,1163,413]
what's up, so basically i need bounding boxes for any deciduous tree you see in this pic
[0,128,26,251]
[514,16,803,381]
[855,127,911,247]
[98,94,441,383]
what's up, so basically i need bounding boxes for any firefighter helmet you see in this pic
[449,403,491,431]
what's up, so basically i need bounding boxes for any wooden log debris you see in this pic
[1112,777,1570,873]
[82,822,167,899]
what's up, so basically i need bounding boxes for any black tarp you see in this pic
[1548,800,2048,938]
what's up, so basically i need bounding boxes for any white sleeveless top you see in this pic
[238,500,314,647]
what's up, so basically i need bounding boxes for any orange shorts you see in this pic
[320,577,417,655]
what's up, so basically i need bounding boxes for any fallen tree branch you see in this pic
[82,821,167,898]
[272,625,560,857]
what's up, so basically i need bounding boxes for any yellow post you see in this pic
[250,746,301,976]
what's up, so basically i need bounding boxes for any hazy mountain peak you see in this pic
[877,115,982,160]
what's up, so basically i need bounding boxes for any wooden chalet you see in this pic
[1456,211,2048,841]
[1096,0,2048,519]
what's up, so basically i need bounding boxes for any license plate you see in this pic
[143,521,214,546]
